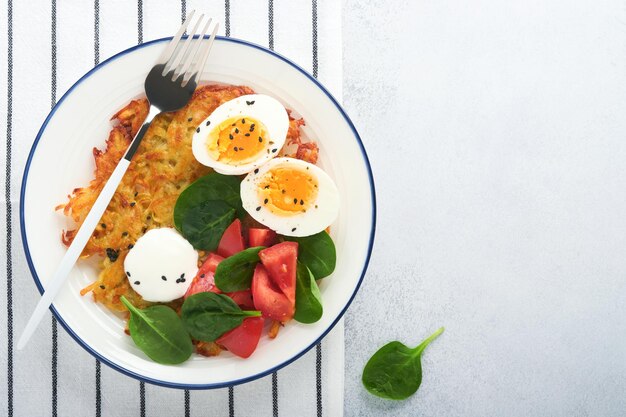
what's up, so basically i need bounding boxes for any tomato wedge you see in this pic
[226,290,255,310]
[258,242,298,305]
[248,228,277,248]
[217,219,245,258]
[216,316,265,359]
[184,253,224,298]
[251,264,294,322]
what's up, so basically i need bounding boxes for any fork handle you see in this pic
[16,105,160,350]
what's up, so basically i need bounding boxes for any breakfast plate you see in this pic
[20,36,376,388]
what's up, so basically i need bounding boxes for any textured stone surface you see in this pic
[341,0,626,415]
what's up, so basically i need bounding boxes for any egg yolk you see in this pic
[258,167,318,216]
[207,116,269,164]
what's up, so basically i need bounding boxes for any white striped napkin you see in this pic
[0,1,344,416]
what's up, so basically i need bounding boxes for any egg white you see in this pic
[192,94,289,175]
[241,157,339,237]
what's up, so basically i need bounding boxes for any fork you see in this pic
[17,11,219,350]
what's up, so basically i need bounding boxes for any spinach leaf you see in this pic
[294,262,323,324]
[181,292,261,341]
[282,231,336,279]
[362,327,444,400]
[180,200,235,250]
[174,173,244,230]
[120,296,193,365]
[214,246,264,292]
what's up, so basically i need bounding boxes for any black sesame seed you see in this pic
[206,120,211,126]
[130,202,136,207]
[250,123,255,129]
[239,147,244,151]
[254,168,259,174]
[126,271,131,277]
[292,228,297,232]
[250,127,255,132]
[293,198,298,204]
[101,223,106,228]
[246,100,255,105]
[134,281,140,285]
[259,137,263,142]
[234,147,239,152]
[282,189,286,194]
[162,275,167,281]
[122,231,128,237]
[264,198,269,204]
[242,118,246,124]
[180,278,186,283]
[99,285,105,290]
[229,134,234,140]
[176,278,181,283]
[300,199,304,205]
[272,148,277,153]
[196,127,200,133]
[264,185,270,189]
[256,206,262,211]
[181,273,185,278]
[106,248,119,262]
[134,191,138,197]
[127,244,134,249]
[235,128,239,133]
[315,205,319,208]
[200,274,206,279]
[269,141,275,145]
[245,133,250,137]
[147,215,151,220]
[142,227,147,233]
[187,117,193,122]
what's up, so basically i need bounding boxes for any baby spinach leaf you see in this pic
[214,246,264,292]
[120,296,193,365]
[282,231,336,279]
[181,292,261,341]
[174,173,244,230]
[180,200,235,250]
[362,327,444,400]
[294,262,323,324]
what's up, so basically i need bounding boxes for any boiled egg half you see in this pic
[192,94,289,175]
[124,228,198,302]
[241,157,339,237]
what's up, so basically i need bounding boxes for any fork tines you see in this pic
[159,11,219,86]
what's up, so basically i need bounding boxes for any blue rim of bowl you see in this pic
[20,36,377,390]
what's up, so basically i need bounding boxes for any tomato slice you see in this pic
[184,253,224,298]
[248,228,277,248]
[258,242,298,305]
[217,219,245,258]
[216,316,265,359]
[226,290,255,310]
[203,252,224,273]
[251,264,294,322]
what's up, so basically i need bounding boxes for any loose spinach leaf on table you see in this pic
[180,200,235,250]
[281,231,336,279]
[174,172,244,230]
[181,292,261,341]
[362,327,444,400]
[294,262,323,324]
[214,246,265,292]
[120,296,193,365]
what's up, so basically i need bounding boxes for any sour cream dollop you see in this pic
[124,228,198,302]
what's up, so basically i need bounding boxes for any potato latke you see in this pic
[59,84,313,312]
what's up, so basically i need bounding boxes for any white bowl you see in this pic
[20,37,376,389]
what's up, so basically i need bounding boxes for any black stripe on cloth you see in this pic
[312,0,318,79]
[138,0,143,44]
[229,387,234,417]
[184,389,190,417]
[224,0,230,37]
[5,0,14,415]
[51,0,59,415]
[140,382,145,417]
[316,344,322,417]
[93,2,102,415]
[181,0,186,23]
[272,372,278,417]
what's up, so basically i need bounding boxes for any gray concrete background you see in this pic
[342,0,626,415]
